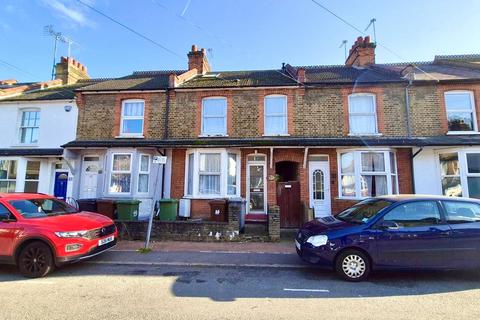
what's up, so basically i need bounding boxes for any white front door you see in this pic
[309,160,331,217]
[80,156,100,199]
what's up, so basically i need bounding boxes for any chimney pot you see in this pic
[345,35,376,67]
[191,45,198,52]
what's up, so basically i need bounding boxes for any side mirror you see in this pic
[378,220,400,230]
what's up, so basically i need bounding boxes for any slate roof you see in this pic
[78,71,184,91]
[299,65,404,84]
[63,135,480,149]
[0,148,63,156]
[0,79,105,102]
[177,70,298,88]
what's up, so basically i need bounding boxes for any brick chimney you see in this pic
[55,56,90,85]
[188,45,211,74]
[345,36,376,67]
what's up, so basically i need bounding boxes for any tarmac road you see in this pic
[1,250,480,320]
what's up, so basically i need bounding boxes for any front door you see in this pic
[80,156,100,199]
[375,200,452,268]
[277,181,302,228]
[247,162,266,219]
[309,161,331,217]
[54,172,68,200]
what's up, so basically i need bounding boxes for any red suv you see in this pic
[0,193,118,278]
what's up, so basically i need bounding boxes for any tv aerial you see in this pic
[44,25,79,80]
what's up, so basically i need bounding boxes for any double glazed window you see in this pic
[438,151,480,199]
[20,110,40,144]
[0,160,17,192]
[138,155,150,193]
[264,95,287,135]
[121,100,144,136]
[444,91,477,133]
[185,149,240,197]
[24,161,40,193]
[201,97,227,136]
[110,154,132,193]
[339,150,397,198]
[348,94,377,135]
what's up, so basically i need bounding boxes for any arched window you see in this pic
[348,93,377,135]
[264,95,287,135]
[313,169,324,200]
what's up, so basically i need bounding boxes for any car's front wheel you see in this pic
[18,242,55,278]
[335,249,371,282]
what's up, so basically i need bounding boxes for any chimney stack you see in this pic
[188,45,211,74]
[345,36,376,67]
[55,56,90,85]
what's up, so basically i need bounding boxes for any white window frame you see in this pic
[19,109,40,145]
[264,94,288,136]
[120,99,145,137]
[109,153,133,195]
[444,91,478,134]
[24,160,40,193]
[337,149,398,199]
[201,97,227,136]
[184,148,240,199]
[246,154,267,214]
[436,149,480,198]
[0,159,18,192]
[348,93,379,136]
[137,154,151,194]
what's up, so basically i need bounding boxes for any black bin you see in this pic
[77,199,98,213]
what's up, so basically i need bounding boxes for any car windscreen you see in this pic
[9,198,79,219]
[336,199,393,224]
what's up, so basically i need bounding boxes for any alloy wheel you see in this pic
[341,254,366,279]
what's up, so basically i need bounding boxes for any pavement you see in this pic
[1,240,480,319]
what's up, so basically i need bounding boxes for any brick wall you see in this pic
[76,92,166,140]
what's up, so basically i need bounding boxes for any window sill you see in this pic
[198,134,229,138]
[10,144,39,148]
[446,131,480,135]
[115,135,145,139]
[183,194,240,200]
[348,133,383,137]
[262,134,290,137]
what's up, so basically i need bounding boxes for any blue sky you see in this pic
[1,0,480,82]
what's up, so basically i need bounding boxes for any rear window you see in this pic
[9,198,78,219]
[442,201,480,224]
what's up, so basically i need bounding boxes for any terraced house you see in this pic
[63,36,480,231]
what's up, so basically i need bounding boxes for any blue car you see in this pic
[296,195,480,281]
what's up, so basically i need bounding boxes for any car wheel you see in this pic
[18,242,54,278]
[335,249,371,282]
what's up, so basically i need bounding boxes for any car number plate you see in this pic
[98,235,114,246]
[295,239,301,250]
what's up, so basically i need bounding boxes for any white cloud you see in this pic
[42,0,93,27]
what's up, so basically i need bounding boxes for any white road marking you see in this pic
[283,288,330,293]
[86,260,309,269]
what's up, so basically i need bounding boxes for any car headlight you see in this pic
[306,235,328,247]
[55,230,89,238]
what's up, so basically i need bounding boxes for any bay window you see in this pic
[201,97,227,136]
[444,91,477,133]
[438,151,480,199]
[339,150,398,198]
[0,160,17,192]
[348,94,378,135]
[264,95,288,135]
[137,154,150,193]
[121,100,144,137]
[110,154,132,193]
[185,149,240,198]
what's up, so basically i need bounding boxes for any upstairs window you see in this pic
[121,100,144,137]
[264,95,287,135]
[445,91,477,133]
[20,110,40,144]
[201,97,227,136]
[348,94,378,135]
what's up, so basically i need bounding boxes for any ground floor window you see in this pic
[110,154,132,193]
[439,151,480,199]
[24,161,40,192]
[339,150,398,198]
[185,149,240,198]
[0,160,17,192]
[137,154,150,193]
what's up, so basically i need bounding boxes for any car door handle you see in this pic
[429,227,451,237]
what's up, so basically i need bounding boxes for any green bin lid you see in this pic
[158,198,179,203]
[115,199,141,204]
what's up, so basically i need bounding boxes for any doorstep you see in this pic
[115,240,296,254]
